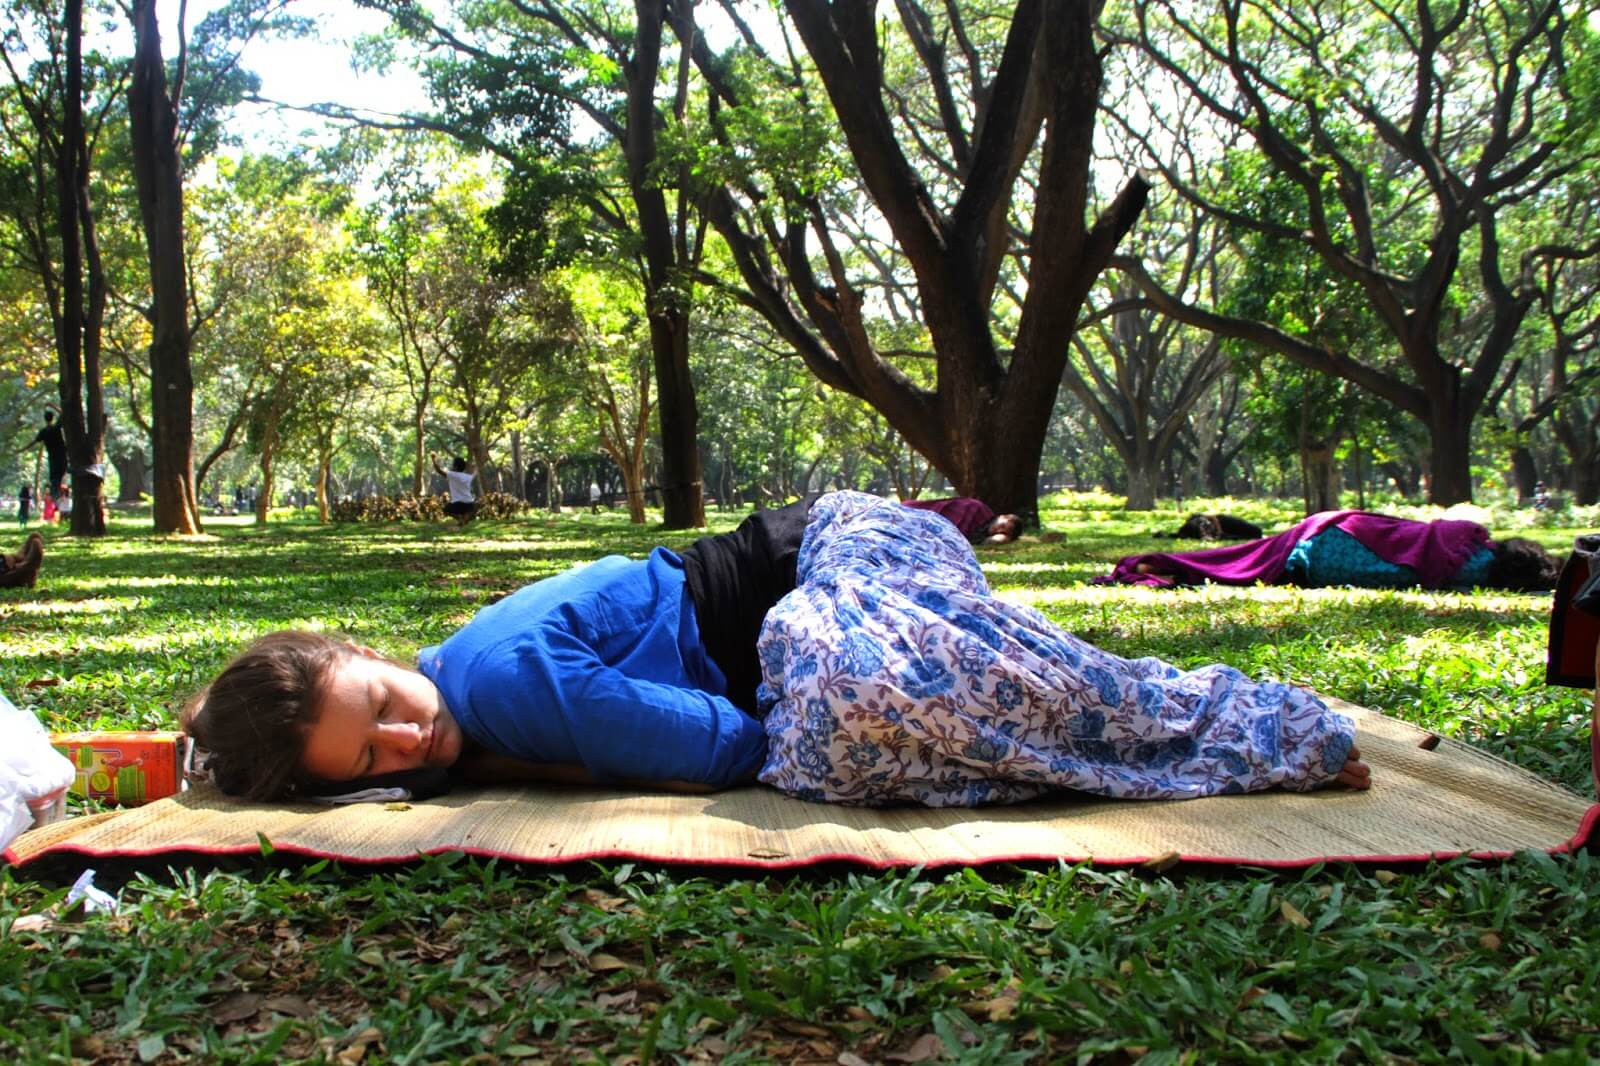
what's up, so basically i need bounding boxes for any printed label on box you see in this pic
[49,731,185,807]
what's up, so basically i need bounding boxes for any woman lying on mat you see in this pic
[184,492,1369,808]
[1102,510,1559,592]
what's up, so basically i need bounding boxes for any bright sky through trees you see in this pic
[163,0,430,147]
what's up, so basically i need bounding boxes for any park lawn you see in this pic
[1,496,1597,1064]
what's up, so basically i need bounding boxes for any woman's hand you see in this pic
[1334,745,1372,790]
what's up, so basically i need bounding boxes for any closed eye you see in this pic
[362,686,390,777]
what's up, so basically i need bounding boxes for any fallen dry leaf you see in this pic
[235,960,270,981]
[594,989,638,1010]
[1279,900,1311,930]
[69,1034,105,1058]
[1139,851,1181,873]
[211,991,262,1025]
[579,889,627,911]
[263,994,313,1018]
[885,1032,945,1062]
[838,1053,873,1066]
[25,677,60,688]
[1478,931,1503,951]
[10,912,55,934]
[343,1028,382,1053]
[1374,870,1399,885]
[588,953,630,972]
[978,980,1022,1022]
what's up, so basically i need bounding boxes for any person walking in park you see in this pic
[185,491,1368,808]
[25,408,67,504]
[431,454,477,524]
[16,483,31,527]
[56,485,71,524]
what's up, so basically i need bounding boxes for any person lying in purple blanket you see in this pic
[899,496,1023,544]
[1100,511,1559,592]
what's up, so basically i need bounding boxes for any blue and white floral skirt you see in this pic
[755,492,1355,807]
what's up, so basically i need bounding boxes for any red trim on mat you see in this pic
[9,802,1600,871]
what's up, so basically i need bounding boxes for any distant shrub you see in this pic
[474,492,526,520]
[332,492,526,523]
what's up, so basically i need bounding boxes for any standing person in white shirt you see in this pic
[432,454,477,525]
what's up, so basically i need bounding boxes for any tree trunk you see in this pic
[620,454,648,524]
[1203,445,1229,497]
[128,0,199,535]
[620,0,703,528]
[1426,400,1474,506]
[317,452,331,521]
[1381,461,1420,499]
[510,429,523,500]
[1510,446,1538,504]
[1301,441,1340,514]
[546,461,561,513]
[943,383,1058,524]
[1124,461,1157,511]
[54,0,108,537]
[256,421,276,525]
[412,404,427,495]
[699,1,1146,526]
[111,449,148,502]
[1572,444,1600,506]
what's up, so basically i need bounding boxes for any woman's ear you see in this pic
[343,641,383,660]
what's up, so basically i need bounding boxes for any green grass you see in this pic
[2,495,1597,1063]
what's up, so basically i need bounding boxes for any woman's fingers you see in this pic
[1334,747,1372,789]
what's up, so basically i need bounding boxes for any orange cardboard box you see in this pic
[50,731,187,807]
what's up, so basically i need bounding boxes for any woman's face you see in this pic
[300,649,464,782]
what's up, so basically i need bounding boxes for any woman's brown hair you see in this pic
[181,631,350,801]
[1487,537,1561,592]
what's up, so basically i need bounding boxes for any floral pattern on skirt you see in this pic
[755,491,1355,807]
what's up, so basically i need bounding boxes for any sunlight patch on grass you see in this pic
[0,596,141,618]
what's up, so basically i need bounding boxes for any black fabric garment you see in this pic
[30,423,66,490]
[680,496,816,716]
[1546,533,1600,688]
[302,767,453,801]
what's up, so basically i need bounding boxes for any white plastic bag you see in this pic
[0,689,75,852]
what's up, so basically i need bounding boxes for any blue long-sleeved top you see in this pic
[416,548,768,789]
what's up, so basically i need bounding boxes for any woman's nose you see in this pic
[376,721,424,753]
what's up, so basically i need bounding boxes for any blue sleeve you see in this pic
[468,629,768,790]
